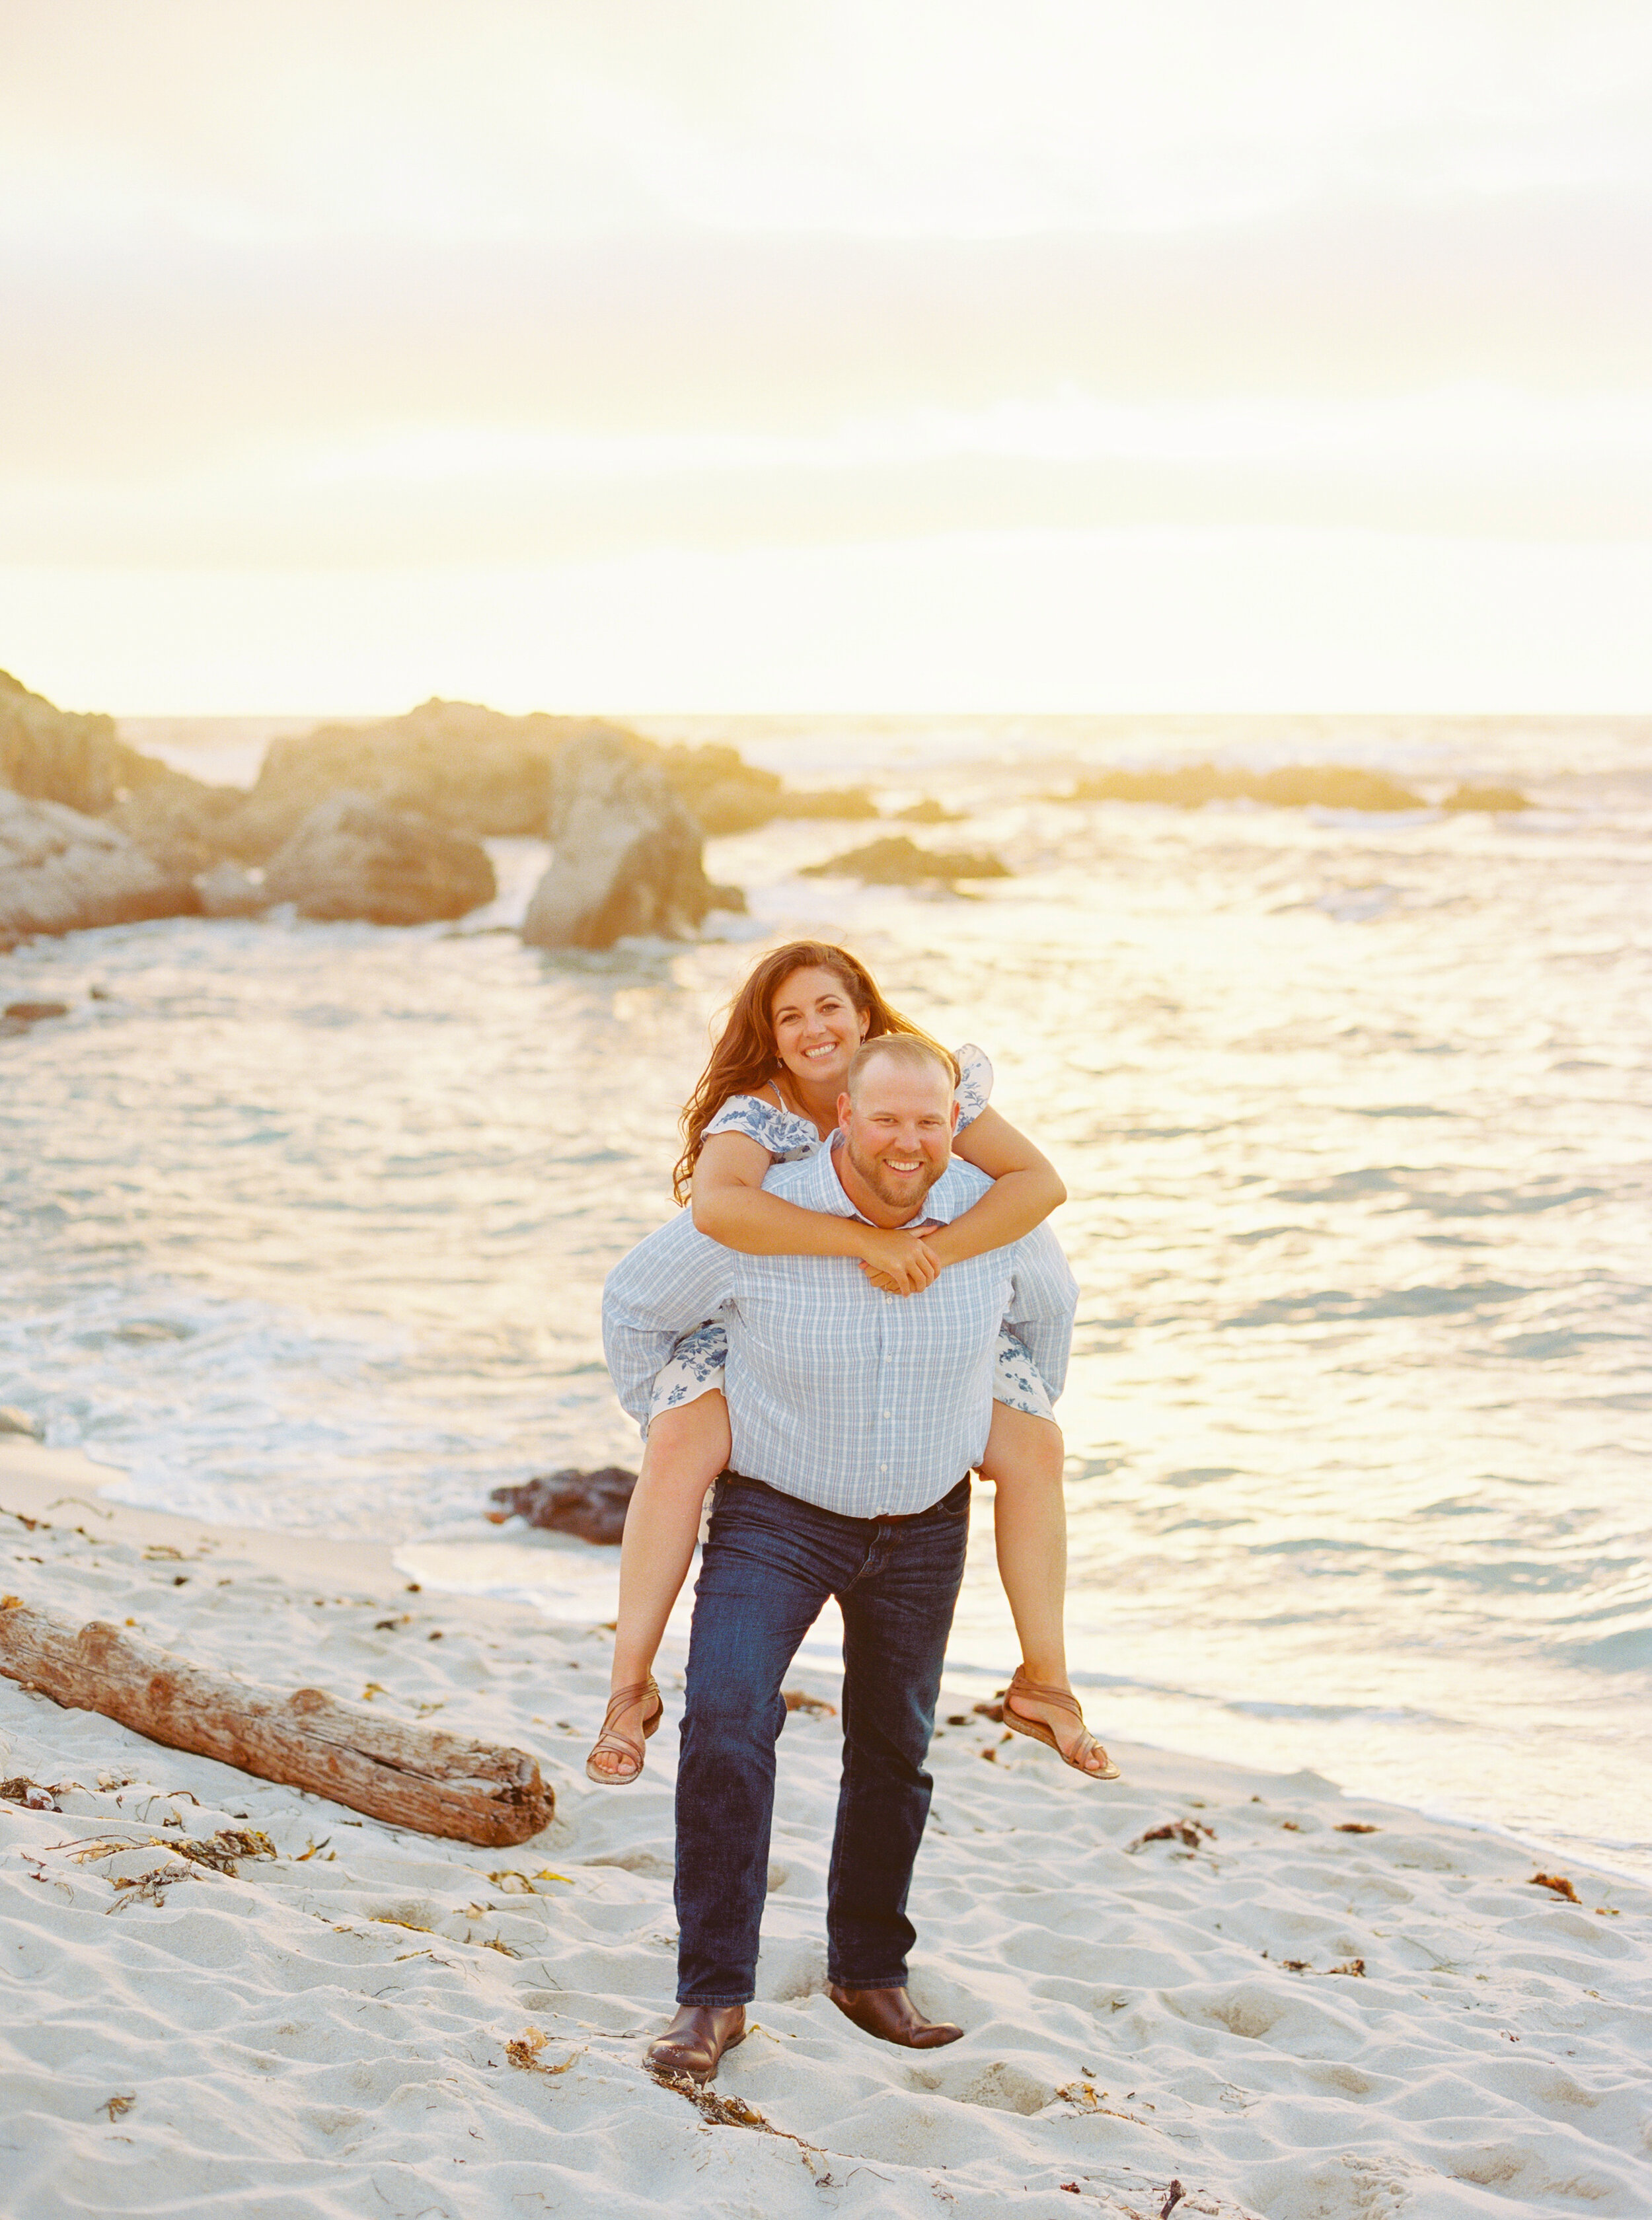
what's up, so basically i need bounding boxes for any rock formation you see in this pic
[105,780,248,879]
[1063,762,1426,811]
[1441,784,1530,812]
[486,1467,637,1545]
[658,743,786,834]
[220,698,617,860]
[0,670,179,817]
[262,795,497,926]
[1,678,801,947]
[193,862,272,918]
[0,791,200,939]
[800,834,1010,885]
[522,735,720,949]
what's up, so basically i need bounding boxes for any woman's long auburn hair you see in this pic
[671,941,954,1202]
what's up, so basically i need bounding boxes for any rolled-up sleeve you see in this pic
[601,1214,738,1426]
[1002,1224,1079,1403]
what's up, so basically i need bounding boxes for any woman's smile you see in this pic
[769,966,870,1091]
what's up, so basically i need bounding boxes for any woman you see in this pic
[587,940,1117,1785]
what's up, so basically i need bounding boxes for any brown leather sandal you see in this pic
[584,1676,664,1785]
[1000,1666,1121,1780]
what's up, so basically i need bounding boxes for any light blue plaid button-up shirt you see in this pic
[602,1138,1078,1518]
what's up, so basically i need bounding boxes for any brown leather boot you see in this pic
[644,2003,748,2083]
[826,1983,963,2048]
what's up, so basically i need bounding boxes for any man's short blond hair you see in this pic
[845,1033,957,1102]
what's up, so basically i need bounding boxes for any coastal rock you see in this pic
[1064,762,1426,812]
[800,834,1010,885]
[661,745,785,834]
[0,670,180,818]
[0,791,200,938]
[523,735,718,949]
[193,862,272,919]
[106,778,248,879]
[224,698,636,860]
[262,796,497,926]
[0,1405,44,1438]
[3,1001,71,1039]
[775,786,880,821]
[1441,783,1530,812]
[895,797,966,824]
[659,743,879,834]
[487,1466,637,1545]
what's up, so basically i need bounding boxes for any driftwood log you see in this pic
[0,1596,552,1847]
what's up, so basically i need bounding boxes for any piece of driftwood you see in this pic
[0,1596,552,1847]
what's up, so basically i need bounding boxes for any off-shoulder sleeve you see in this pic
[702,1093,821,1162]
[953,1043,993,1131]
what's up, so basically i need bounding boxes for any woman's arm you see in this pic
[690,1131,940,1295]
[924,1107,1067,1267]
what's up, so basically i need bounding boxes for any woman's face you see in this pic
[769,965,870,1090]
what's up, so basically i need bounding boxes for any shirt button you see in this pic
[880,1463,888,1473]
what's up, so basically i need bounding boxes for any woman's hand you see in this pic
[856,1226,941,1296]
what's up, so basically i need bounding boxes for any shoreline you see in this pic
[10,1440,1641,1894]
[5,1437,1650,2217]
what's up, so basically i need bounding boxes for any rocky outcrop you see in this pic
[801,834,1010,885]
[2,679,772,945]
[221,698,635,861]
[1063,762,1425,811]
[193,862,272,918]
[523,735,720,949]
[0,791,200,938]
[262,796,497,925]
[486,1467,637,1545]
[0,670,180,817]
[659,744,786,834]
[106,778,249,878]
[895,797,965,825]
[657,743,879,834]
[1441,783,1530,812]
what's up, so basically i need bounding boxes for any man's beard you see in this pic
[843,1134,946,1214]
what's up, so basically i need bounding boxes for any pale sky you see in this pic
[4,0,1651,712]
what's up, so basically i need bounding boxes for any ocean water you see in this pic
[3,715,1649,1878]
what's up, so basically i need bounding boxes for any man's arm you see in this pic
[1002,1223,1080,1403]
[601,1214,740,1428]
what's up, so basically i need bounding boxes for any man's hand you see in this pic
[856,1225,941,1296]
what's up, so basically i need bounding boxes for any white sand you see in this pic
[3,1442,1649,2220]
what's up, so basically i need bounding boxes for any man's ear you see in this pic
[837,1090,853,1129]
[950,1100,961,1132]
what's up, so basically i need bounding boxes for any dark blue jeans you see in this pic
[673,1470,971,2007]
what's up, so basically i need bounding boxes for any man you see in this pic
[603,1034,1078,2083]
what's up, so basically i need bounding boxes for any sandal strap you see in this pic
[1008,1668,1082,1717]
[601,1678,659,1727]
[589,1723,646,1763]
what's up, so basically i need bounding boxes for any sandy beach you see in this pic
[3,1439,1649,2220]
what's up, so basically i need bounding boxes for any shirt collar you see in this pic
[802,1132,962,1230]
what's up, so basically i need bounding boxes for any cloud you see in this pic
[4,3,1649,704]
[5,1,1652,247]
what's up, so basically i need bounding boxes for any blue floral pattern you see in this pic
[648,1318,1053,1426]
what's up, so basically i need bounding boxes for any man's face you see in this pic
[837,1056,958,1218]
